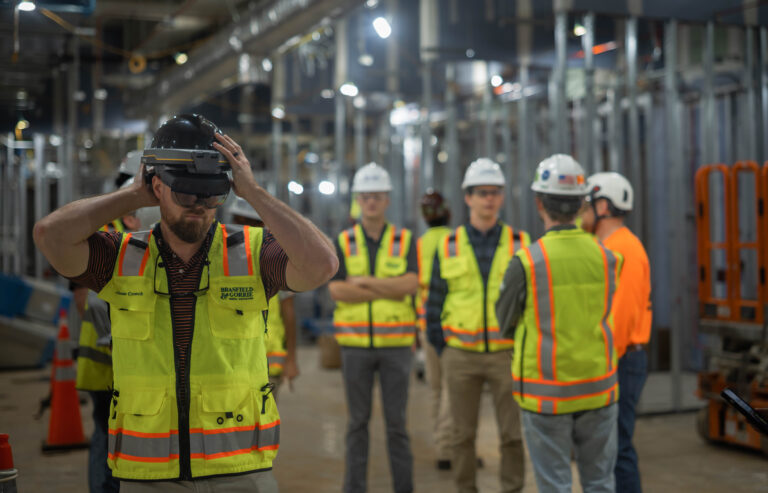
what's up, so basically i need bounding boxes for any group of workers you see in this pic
[332,155,652,493]
[33,111,651,493]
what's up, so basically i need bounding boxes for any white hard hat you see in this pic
[118,150,142,176]
[586,172,633,211]
[461,158,505,189]
[351,163,392,193]
[531,154,588,196]
[120,178,161,228]
[229,197,261,221]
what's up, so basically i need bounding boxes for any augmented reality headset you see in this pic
[142,148,231,196]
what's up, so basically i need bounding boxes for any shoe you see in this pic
[437,460,451,470]
[476,457,484,469]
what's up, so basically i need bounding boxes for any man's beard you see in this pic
[166,211,209,243]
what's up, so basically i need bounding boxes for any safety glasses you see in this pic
[171,191,228,209]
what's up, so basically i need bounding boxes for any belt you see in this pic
[625,343,647,353]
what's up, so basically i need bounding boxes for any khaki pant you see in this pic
[443,347,524,493]
[120,470,278,493]
[421,331,452,460]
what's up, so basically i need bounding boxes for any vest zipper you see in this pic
[482,275,490,353]
[368,301,374,349]
[170,294,193,481]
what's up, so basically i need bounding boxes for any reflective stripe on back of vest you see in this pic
[512,228,622,415]
[99,223,279,480]
[333,223,416,348]
[438,224,530,353]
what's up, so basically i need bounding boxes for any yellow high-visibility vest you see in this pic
[333,223,416,348]
[98,223,279,480]
[75,220,125,391]
[416,226,451,331]
[512,228,623,414]
[438,224,530,353]
[266,295,286,377]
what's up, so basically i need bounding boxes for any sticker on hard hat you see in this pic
[558,174,585,185]
[541,170,551,181]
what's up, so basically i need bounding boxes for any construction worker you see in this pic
[328,162,418,493]
[416,190,452,470]
[426,158,529,493]
[34,114,338,492]
[496,154,623,493]
[75,151,161,493]
[581,172,652,493]
[230,197,300,398]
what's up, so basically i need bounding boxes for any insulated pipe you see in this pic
[443,63,460,227]
[34,134,46,279]
[582,12,596,174]
[626,17,642,237]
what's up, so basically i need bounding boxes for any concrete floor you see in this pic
[2,345,767,493]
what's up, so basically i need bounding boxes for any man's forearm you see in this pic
[328,281,381,303]
[359,274,418,299]
[34,187,150,277]
[241,185,337,291]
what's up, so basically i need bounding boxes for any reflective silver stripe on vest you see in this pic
[540,400,555,414]
[55,365,77,382]
[446,232,457,257]
[268,355,286,367]
[528,242,555,381]
[336,323,415,336]
[121,231,151,276]
[391,228,402,257]
[187,422,280,457]
[108,431,179,460]
[346,228,358,256]
[599,244,618,370]
[512,371,618,399]
[225,225,250,276]
[56,339,76,361]
[78,346,112,366]
[444,327,510,345]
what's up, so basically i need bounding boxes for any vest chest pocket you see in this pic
[379,257,406,277]
[345,256,366,276]
[441,256,471,291]
[208,280,266,339]
[110,294,155,341]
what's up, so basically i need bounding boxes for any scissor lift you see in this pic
[695,162,768,454]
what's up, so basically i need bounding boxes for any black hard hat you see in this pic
[420,189,450,223]
[142,114,231,197]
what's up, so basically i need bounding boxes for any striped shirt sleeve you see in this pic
[260,229,289,299]
[67,231,122,293]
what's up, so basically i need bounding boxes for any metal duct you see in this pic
[130,0,357,119]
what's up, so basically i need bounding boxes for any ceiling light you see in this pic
[353,96,366,109]
[18,1,35,12]
[94,88,108,100]
[373,17,392,39]
[262,58,273,72]
[305,152,320,164]
[321,89,335,99]
[365,0,379,7]
[15,119,29,130]
[228,35,243,52]
[318,180,335,195]
[288,181,304,195]
[358,54,374,66]
[465,48,475,58]
[573,23,586,37]
[16,90,27,100]
[437,151,448,163]
[174,52,188,65]
[271,105,285,119]
[339,82,359,97]
[49,134,62,146]
[490,75,503,87]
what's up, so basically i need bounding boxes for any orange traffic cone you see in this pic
[42,308,89,452]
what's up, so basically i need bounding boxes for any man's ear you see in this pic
[151,175,163,200]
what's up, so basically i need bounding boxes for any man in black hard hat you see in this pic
[34,114,339,492]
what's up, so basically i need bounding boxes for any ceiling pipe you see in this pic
[130,0,357,119]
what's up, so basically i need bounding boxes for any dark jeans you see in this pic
[341,347,413,493]
[615,350,647,493]
[89,390,120,493]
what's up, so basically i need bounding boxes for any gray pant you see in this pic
[120,470,278,493]
[341,346,413,493]
[522,404,618,493]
